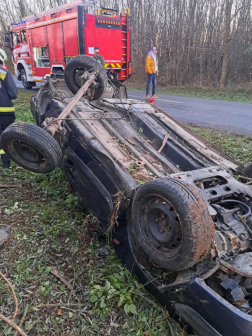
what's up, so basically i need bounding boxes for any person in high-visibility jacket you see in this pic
[145,46,159,99]
[0,49,18,168]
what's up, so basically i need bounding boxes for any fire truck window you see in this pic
[12,33,20,46]
[21,31,27,43]
[33,47,50,68]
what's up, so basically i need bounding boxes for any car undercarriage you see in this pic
[2,56,252,335]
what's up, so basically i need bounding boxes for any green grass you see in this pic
[188,126,252,167]
[0,90,181,335]
[126,80,252,104]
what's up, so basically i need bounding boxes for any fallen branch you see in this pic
[51,267,73,290]
[0,271,18,320]
[0,185,22,188]
[0,314,28,336]
[158,133,170,153]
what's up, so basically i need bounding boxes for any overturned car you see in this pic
[2,56,252,335]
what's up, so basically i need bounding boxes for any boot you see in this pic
[146,94,150,99]
[153,94,159,99]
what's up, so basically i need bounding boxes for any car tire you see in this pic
[1,122,62,174]
[243,163,252,178]
[64,55,108,100]
[21,69,33,89]
[130,178,215,271]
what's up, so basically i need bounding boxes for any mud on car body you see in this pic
[2,55,252,336]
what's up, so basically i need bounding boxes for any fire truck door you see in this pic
[30,26,50,76]
[47,23,64,62]
[63,19,79,58]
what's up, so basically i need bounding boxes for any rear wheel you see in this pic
[1,122,62,174]
[21,69,34,90]
[64,55,108,100]
[130,178,215,271]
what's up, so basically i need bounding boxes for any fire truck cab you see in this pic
[5,0,131,89]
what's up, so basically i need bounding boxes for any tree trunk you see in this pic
[185,0,197,84]
[220,0,233,89]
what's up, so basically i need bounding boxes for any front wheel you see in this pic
[1,122,62,174]
[130,178,215,271]
[21,69,34,90]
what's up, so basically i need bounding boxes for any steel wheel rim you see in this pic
[138,195,183,257]
[8,139,47,169]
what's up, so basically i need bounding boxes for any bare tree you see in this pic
[1,0,252,87]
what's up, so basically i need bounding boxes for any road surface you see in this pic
[13,76,252,135]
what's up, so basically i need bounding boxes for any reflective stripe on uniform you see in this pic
[0,69,6,80]
[0,149,5,155]
[0,107,15,112]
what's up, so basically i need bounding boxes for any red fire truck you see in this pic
[5,0,131,89]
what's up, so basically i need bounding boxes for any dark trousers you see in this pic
[146,73,156,96]
[0,114,15,168]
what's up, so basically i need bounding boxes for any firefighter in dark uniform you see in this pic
[93,47,105,67]
[0,49,18,168]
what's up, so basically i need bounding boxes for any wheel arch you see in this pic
[17,60,33,82]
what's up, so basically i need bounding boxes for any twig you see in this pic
[0,271,18,320]
[32,303,86,309]
[68,268,77,304]
[14,304,29,336]
[158,133,170,153]
[0,185,22,188]
[131,291,160,307]
[0,313,28,336]
[51,267,73,290]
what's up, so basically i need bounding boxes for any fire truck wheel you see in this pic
[64,55,108,100]
[1,122,62,174]
[21,69,33,90]
[130,178,215,271]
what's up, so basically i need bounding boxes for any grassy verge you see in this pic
[126,80,252,104]
[188,125,252,167]
[0,90,181,335]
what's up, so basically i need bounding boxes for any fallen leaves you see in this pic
[143,331,150,336]
[57,308,62,316]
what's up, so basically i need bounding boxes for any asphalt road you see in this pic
[13,76,252,135]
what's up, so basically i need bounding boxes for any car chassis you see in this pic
[2,60,252,336]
